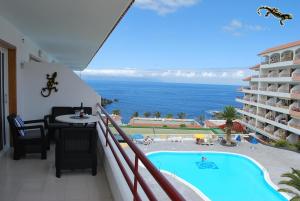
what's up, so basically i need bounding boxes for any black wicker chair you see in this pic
[7,114,48,160]
[55,127,97,178]
[45,106,93,141]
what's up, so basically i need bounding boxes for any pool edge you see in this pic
[144,151,291,201]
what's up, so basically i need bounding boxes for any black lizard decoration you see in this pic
[41,72,58,97]
[257,6,293,26]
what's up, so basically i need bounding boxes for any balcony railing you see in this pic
[292,69,300,81]
[267,86,277,92]
[96,104,186,201]
[290,102,300,117]
[268,72,279,77]
[288,118,300,130]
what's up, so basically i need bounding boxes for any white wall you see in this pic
[0,16,53,114]
[0,16,54,148]
[21,62,101,120]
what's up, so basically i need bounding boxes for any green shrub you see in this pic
[179,124,186,128]
[162,125,168,128]
[274,140,289,148]
[294,141,300,151]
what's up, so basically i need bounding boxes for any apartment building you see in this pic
[237,41,300,143]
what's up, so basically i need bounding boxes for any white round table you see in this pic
[55,114,99,124]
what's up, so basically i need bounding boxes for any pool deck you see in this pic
[130,141,300,201]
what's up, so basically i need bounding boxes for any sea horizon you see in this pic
[85,79,243,123]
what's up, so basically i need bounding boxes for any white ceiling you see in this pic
[0,0,133,70]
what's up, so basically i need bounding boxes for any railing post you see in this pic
[133,155,139,201]
[105,117,109,147]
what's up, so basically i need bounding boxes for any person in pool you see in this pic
[201,156,207,162]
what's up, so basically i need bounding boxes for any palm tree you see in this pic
[197,114,205,125]
[144,112,151,118]
[154,111,161,118]
[132,111,139,118]
[218,106,239,145]
[165,113,173,118]
[278,168,300,201]
[112,109,120,115]
[177,112,186,119]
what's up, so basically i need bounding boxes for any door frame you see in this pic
[0,39,17,150]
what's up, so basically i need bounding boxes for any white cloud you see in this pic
[223,19,266,36]
[77,68,250,85]
[134,0,200,15]
[80,68,143,77]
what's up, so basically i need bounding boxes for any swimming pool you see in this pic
[147,151,289,201]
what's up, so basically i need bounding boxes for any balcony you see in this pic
[257,111,266,117]
[288,118,300,130]
[267,71,279,78]
[290,102,300,118]
[250,85,258,90]
[243,96,251,101]
[274,129,287,139]
[265,112,275,121]
[278,85,289,93]
[290,85,300,100]
[281,50,294,62]
[258,99,267,104]
[0,145,114,201]
[292,69,300,81]
[266,98,276,107]
[275,114,288,125]
[264,125,275,134]
[276,100,289,109]
[279,69,291,77]
[267,85,277,92]
[248,119,256,126]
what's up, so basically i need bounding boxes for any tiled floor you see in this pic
[0,146,113,201]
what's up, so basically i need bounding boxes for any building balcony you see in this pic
[267,86,278,92]
[288,118,300,130]
[278,87,290,93]
[292,69,300,81]
[274,129,287,139]
[258,99,267,104]
[268,71,279,77]
[290,85,300,99]
[264,125,275,134]
[279,69,291,77]
[266,98,276,107]
[275,114,288,125]
[250,86,258,90]
[290,102,300,118]
[259,87,267,91]
[276,100,289,109]
[257,112,266,117]
[265,112,275,121]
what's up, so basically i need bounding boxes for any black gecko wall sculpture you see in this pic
[41,72,58,97]
[257,6,293,26]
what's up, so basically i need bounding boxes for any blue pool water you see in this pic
[147,152,288,201]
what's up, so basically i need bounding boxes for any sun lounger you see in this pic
[168,136,183,142]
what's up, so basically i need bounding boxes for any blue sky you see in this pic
[83,0,300,85]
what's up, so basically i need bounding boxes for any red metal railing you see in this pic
[96,103,186,201]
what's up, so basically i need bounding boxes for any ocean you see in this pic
[85,79,243,123]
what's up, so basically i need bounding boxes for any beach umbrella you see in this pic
[250,137,259,144]
[131,133,144,140]
[194,134,205,139]
[236,135,241,142]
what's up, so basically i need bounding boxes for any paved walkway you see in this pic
[132,141,300,201]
